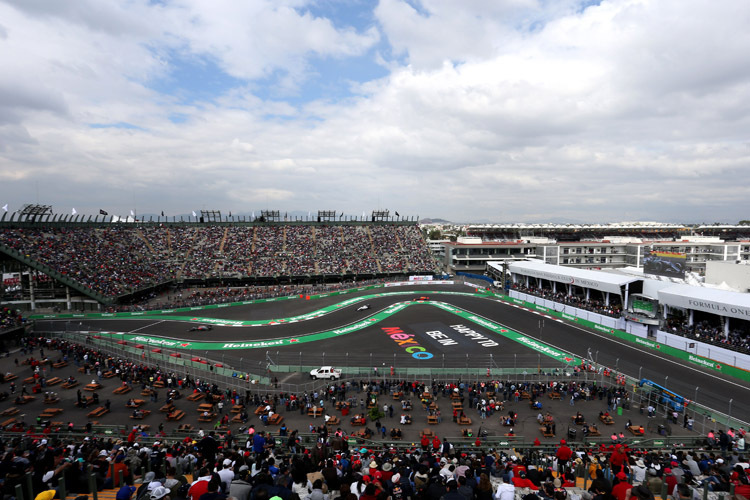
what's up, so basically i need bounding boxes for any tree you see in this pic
[428,228,442,240]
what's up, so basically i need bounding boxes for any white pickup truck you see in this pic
[309,366,342,380]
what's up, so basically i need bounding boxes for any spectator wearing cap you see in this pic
[663,468,678,497]
[217,459,234,493]
[612,471,633,500]
[229,466,252,500]
[150,487,170,500]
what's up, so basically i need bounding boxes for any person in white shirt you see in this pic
[217,459,234,492]
[495,479,515,500]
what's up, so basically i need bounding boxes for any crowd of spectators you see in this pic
[0,306,22,332]
[664,319,750,355]
[0,224,437,298]
[510,285,623,318]
[2,335,748,500]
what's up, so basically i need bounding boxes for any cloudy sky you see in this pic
[1,0,749,223]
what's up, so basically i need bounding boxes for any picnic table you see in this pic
[197,403,214,413]
[167,410,185,421]
[87,407,109,418]
[126,399,146,408]
[1,407,19,416]
[187,392,205,402]
[599,414,615,425]
[268,414,284,425]
[160,403,176,413]
[46,377,62,386]
[457,415,472,425]
[427,415,438,425]
[113,385,132,395]
[52,361,68,369]
[197,412,216,422]
[177,424,193,432]
[84,383,102,391]
[130,410,151,420]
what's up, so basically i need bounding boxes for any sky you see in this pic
[0,0,749,224]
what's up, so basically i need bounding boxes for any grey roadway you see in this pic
[35,283,750,424]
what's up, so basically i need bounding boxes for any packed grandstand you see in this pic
[0,222,438,300]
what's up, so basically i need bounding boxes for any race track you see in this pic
[37,283,750,421]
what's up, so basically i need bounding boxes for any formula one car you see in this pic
[357,304,371,311]
[188,325,213,331]
[411,296,430,302]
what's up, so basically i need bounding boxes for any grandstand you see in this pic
[0,220,438,308]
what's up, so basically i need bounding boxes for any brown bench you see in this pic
[197,403,214,413]
[126,399,146,408]
[255,406,269,416]
[548,392,562,400]
[24,376,36,384]
[141,389,154,397]
[153,380,165,388]
[41,408,63,416]
[187,392,205,402]
[46,377,63,386]
[62,381,79,389]
[628,425,645,436]
[231,405,244,414]
[52,361,68,369]
[231,414,244,424]
[588,427,601,436]
[421,428,434,438]
[1,418,17,428]
[458,416,472,425]
[599,415,615,425]
[325,416,340,426]
[1,407,19,416]
[44,395,60,404]
[177,424,193,432]
[84,383,102,391]
[198,412,216,422]
[167,410,185,421]
[130,410,151,420]
[103,371,116,379]
[4,374,17,382]
[268,414,284,425]
[160,403,176,413]
[307,407,322,417]
[540,426,555,437]
[87,407,109,418]
[18,395,35,405]
[427,415,438,425]
[113,385,132,395]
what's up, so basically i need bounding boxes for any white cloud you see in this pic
[0,0,749,222]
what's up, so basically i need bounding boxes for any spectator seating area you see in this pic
[511,284,623,318]
[0,307,22,334]
[0,223,437,298]
[665,319,750,355]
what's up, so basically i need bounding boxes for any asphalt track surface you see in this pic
[39,283,750,423]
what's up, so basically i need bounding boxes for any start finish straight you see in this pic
[381,327,434,360]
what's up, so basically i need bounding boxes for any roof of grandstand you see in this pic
[496,260,638,294]
[659,283,750,320]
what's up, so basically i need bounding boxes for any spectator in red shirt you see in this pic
[555,440,573,473]
[612,472,633,500]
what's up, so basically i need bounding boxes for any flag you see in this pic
[308,211,311,218]
[72,208,77,215]
[192,210,197,217]
[340,212,343,217]
[130,210,135,217]
[229,211,232,217]
[2,204,8,212]
[395,211,400,217]
[252,211,255,219]
[99,209,108,216]
[161,211,164,216]
[362,211,366,218]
